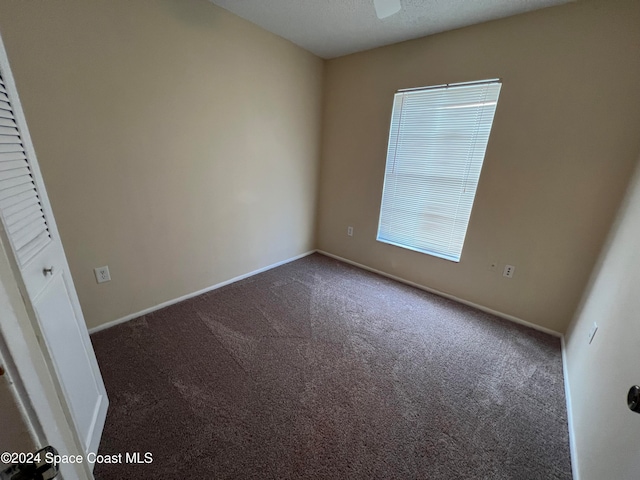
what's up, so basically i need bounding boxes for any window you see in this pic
[377,79,501,262]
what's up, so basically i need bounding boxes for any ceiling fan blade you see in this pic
[374,0,401,19]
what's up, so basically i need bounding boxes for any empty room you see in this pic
[0,0,639,479]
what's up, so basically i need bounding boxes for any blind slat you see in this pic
[377,80,501,262]
[0,143,24,154]
[3,195,41,221]
[12,216,48,249]
[8,206,44,233]
[0,150,27,164]
[0,166,30,182]
[0,109,14,120]
[0,117,16,128]
[17,230,50,264]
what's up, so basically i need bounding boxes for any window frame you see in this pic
[376,79,502,263]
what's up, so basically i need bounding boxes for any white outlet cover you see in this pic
[503,264,515,278]
[94,266,111,284]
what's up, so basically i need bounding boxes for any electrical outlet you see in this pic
[94,266,111,284]
[488,261,498,271]
[503,264,515,278]
[347,226,353,237]
[587,322,598,344]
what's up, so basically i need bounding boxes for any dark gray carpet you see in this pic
[91,253,572,479]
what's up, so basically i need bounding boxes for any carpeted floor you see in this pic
[91,253,572,479]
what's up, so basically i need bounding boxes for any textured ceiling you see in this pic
[208,0,574,59]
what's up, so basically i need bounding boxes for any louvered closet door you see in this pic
[0,46,108,464]
[0,81,51,266]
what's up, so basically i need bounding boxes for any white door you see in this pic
[0,36,108,458]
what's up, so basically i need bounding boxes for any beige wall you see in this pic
[0,0,323,329]
[564,150,640,479]
[316,0,640,333]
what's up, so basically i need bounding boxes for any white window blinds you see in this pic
[377,79,501,262]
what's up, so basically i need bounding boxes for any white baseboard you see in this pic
[317,250,562,338]
[88,250,317,334]
[561,336,579,480]
[92,248,563,339]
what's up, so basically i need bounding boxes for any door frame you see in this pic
[0,33,93,480]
